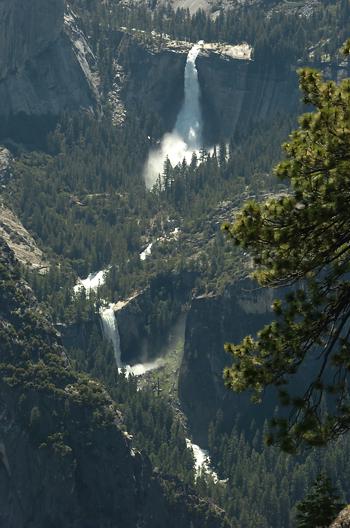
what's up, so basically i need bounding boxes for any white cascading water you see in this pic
[73,268,108,296]
[144,41,204,188]
[174,42,203,149]
[185,438,221,482]
[100,304,122,368]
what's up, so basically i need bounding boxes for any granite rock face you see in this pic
[0,201,48,271]
[115,33,301,143]
[330,506,350,527]
[0,0,64,81]
[197,55,300,143]
[116,33,187,138]
[0,1,98,141]
[178,278,320,445]
[114,272,195,363]
[178,280,285,445]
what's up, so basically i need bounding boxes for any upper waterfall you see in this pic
[100,304,122,368]
[144,41,204,188]
[173,42,203,149]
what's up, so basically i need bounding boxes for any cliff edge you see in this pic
[0,0,98,141]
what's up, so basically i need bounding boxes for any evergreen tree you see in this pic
[223,41,350,451]
[296,474,344,528]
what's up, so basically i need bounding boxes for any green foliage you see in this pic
[71,0,350,68]
[296,474,344,528]
[8,103,292,330]
[223,48,350,450]
[8,113,149,279]
[196,414,350,528]
[67,321,195,485]
[0,241,225,527]
[0,240,121,463]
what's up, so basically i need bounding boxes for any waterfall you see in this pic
[174,42,203,149]
[100,304,122,368]
[185,438,221,482]
[144,41,204,188]
[73,267,110,297]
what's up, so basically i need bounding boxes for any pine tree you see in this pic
[223,41,350,451]
[296,474,344,528]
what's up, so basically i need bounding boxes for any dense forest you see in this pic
[1,0,350,526]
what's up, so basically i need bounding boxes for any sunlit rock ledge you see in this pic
[200,41,252,60]
[119,28,253,61]
[331,506,350,527]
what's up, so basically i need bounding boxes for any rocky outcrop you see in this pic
[0,145,47,271]
[330,506,350,527]
[0,0,64,80]
[0,238,229,528]
[114,290,151,363]
[0,147,12,184]
[0,201,48,271]
[116,33,187,138]
[0,1,98,142]
[114,271,196,363]
[179,278,318,445]
[116,32,300,144]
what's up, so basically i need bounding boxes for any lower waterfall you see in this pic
[100,304,122,368]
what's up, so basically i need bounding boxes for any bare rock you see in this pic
[330,506,350,527]
[0,202,48,272]
[0,147,12,183]
[0,1,99,137]
[0,0,64,81]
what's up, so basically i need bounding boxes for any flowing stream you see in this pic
[185,438,221,482]
[144,41,204,188]
[173,42,203,149]
[74,268,108,296]
[100,304,122,368]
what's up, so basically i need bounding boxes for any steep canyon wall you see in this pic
[197,56,300,143]
[178,280,283,445]
[116,36,301,144]
[0,0,98,142]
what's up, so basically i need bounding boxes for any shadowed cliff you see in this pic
[0,0,98,144]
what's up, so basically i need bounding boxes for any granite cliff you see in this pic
[197,55,299,143]
[61,271,196,366]
[178,279,280,445]
[116,33,187,138]
[178,278,320,446]
[331,506,350,527]
[0,0,64,80]
[115,32,300,144]
[0,0,98,142]
[115,32,350,144]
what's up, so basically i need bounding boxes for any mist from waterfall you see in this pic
[144,41,204,189]
[100,304,122,368]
